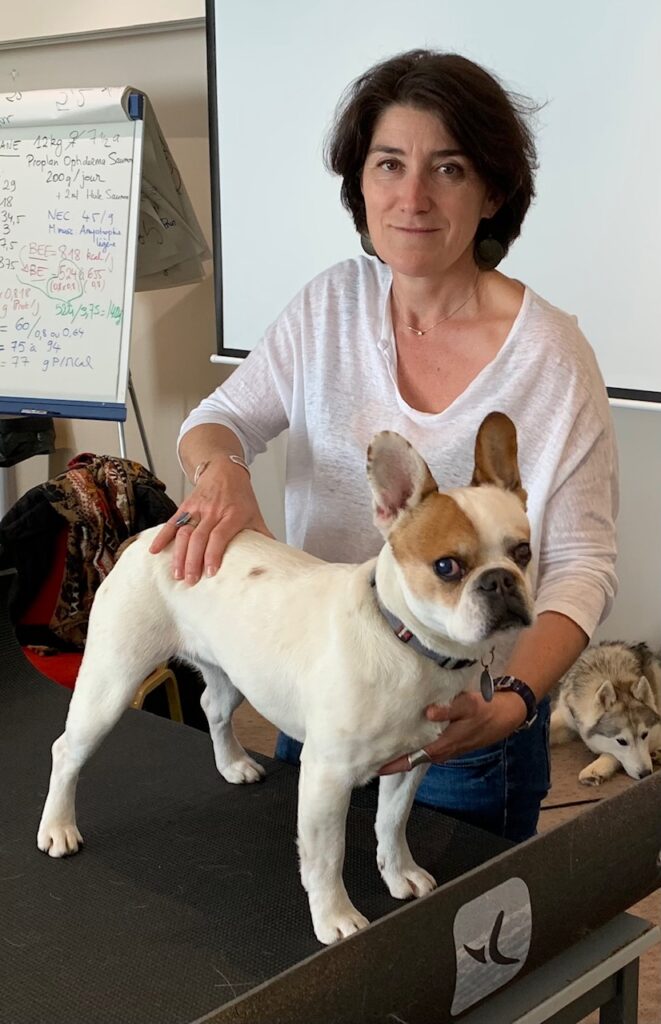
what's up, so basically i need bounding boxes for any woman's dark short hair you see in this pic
[324,49,538,259]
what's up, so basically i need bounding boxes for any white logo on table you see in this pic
[451,877,532,1015]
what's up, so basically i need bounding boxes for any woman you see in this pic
[151,50,617,842]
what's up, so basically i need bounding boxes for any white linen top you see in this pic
[180,256,618,639]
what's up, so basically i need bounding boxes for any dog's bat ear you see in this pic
[596,679,617,710]
[633,675,657,712]
[367,432,437,536]
[471,412,527,509]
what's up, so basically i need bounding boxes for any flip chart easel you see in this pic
[0,87,146,423]
[0,86,209,491]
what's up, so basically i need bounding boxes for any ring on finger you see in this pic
[407,748,432,770]
[174,511,198,529]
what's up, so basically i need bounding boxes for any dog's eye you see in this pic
[433,557,464,581]
[617,737,629,747]
[641,731,649,741]
[512,542,531,567]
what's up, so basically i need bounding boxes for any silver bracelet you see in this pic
[193,452,250,485]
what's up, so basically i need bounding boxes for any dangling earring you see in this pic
[475,235,506,270]
[360,233,378,257]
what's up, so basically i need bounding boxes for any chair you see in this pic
[18,521,183,721]
[18,520,183,720]
[3,454,184,722]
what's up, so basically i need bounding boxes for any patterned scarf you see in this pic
[43,454,166,647]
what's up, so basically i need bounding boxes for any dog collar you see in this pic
[369,575,477,672]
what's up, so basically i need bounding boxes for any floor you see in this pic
[232,703,660,1023]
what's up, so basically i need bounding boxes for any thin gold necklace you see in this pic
[398,273,480,337]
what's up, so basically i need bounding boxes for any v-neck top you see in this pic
[180,256,618,638]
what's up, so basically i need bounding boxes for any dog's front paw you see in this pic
[578,765,608,787]
[313,906,370,945]
[220,755,266,785]
[37,821,83,857]
[380,863,437,900]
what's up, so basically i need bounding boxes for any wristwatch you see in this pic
[493,675,538,730]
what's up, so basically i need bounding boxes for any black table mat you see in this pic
[0,571,507,1024]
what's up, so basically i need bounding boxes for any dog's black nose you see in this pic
[637,769,653,780]
[477,569,517,596]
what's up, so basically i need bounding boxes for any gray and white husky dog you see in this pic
[551,641,661,786]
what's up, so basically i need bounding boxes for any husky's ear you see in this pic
[367,432,437,536]
[471,412,527,509]
[596,679,617,710]
[633,675,657,711]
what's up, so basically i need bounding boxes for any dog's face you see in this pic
[367,412,534,647]
[587,677,660,780]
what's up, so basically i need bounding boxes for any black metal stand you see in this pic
[117,370,155,473]
[461,913,658,1024]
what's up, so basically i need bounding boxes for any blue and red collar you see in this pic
[369,574,476,672]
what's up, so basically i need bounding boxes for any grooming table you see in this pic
[1,568,660,1024]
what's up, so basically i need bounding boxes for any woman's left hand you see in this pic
[378,690,528,775]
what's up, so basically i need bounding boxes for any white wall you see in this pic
[2,1,203,47]
[594,408,661,648]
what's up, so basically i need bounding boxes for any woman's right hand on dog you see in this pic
[149,456,273,584]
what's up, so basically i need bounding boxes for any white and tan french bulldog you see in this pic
[37,412,534,945]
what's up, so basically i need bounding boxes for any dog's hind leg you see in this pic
[375,768,437,900]
[197,662,265,784]
[38,576,175,858]
[297,757,368,944]
[549,702,577,745]
[37,656,167,857]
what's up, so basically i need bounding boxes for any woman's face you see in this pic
[360,104,498,280]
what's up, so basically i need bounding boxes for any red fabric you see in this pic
[20,525,81,689]
[23,648,82,690]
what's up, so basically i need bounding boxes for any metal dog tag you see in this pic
[480,668,495,703]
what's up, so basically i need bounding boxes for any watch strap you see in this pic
[493,675,538,730]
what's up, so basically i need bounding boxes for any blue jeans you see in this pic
[274,697,551,844]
